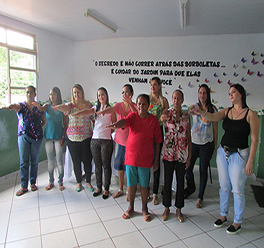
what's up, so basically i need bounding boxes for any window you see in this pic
[0,25,37,107]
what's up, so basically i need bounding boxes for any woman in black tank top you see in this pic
[189,84,259,235]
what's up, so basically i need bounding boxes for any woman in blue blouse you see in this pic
[33,87,67,191]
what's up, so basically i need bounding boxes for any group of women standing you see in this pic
[5,79,259,234]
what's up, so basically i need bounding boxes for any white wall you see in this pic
[0,14,74,102]
[74,34,264,110]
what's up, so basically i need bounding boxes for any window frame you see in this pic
[0,24,38,104]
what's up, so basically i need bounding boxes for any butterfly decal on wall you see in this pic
[217,79,222,84]
[165,91,169,95]
[257,71,263,77]
[227,80,232,86]
[233,64,238,69]
[212,99,218,104]
[196,79,200,82]
[209,87,213,93]
[241,77,246,82]
[233,72,238,77]
[213,73,218,77]
[261,53,264,57]
[205,78,209,83]
[262,60,264,65]
[242,65,246,69]
[251,58,258,65]
[241,57,247,63]
[251,51,257,56]
[247,69,253,75]
[188,82,192,87]
[178,85,182,90]
[223,72,227,76]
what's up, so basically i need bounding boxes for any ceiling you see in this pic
[0,0,263,41]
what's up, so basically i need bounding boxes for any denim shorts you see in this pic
[126,165,150,188]
[114,143,126,171]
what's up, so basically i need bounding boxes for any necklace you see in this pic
[231,108,247,120]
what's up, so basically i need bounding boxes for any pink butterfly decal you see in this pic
[227,80,232,86]
[205,78,209,83]
[257,71,263,77]
[251,58,258,65]
[188,82,192,87]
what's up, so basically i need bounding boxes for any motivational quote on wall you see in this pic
[94,60,221,85]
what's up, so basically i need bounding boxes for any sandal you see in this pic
[45,183,54,191]
[59,183,65,191]
[196,199,203,208]
[16,188,28,196]
[122,212,131,219]
[143,214,151,222]
[113,189,124,198]
[31,184,38,191]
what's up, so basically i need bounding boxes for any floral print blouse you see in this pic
[162,108,190,163]
[17,102,44,140]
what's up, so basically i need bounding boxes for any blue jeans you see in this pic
[17,134,42,188]
[185,141,214,199]
[45,139,64,184]
[217,146,249,224]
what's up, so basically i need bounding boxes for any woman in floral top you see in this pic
[160,90,191,222]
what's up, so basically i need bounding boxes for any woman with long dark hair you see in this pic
[33,87,67,191]
[190,84,259,234]
[72,87,116,199]
[184,84,218,208]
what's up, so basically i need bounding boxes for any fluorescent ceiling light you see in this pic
[84,9,117,33]
[179,0,188,30]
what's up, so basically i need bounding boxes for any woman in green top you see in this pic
[149,77,169,205]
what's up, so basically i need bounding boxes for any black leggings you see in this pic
[67,137,92,184]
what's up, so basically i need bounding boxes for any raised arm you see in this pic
[52,103,71,115]
[96,106,115,115]
[32,102,49,112]
[71,107,95,116]
[246,110,260,176]
[2,103,21,112]
[189,107,227,122]
[123,95,137,112]
[106,119,127,130]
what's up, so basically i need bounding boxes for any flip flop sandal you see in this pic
[143,214,151,222]
[59,183,65,191]
[31,184,38,191]
[122,212,131,219]
[16,188,28,196]
[45,183,54,191]
[113,189,124,198]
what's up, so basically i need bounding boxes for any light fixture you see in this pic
[179,0,188,30]
[84,9,117,33]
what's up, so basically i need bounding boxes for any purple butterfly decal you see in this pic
[251,58,258,65]
[257,71,263,77]
[241,77,246,82]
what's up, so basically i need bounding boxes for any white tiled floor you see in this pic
[0,161,264,248]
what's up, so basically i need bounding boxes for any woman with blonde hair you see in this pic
[53,84,94,192]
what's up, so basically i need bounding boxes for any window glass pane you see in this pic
[10,50,36,70]
[7,30,34,50]
[0,46,8,107]
[0,27,6,43]
[10,69,36,87]
[10,88,26,104]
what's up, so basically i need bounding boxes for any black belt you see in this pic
[223,145,238,154]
